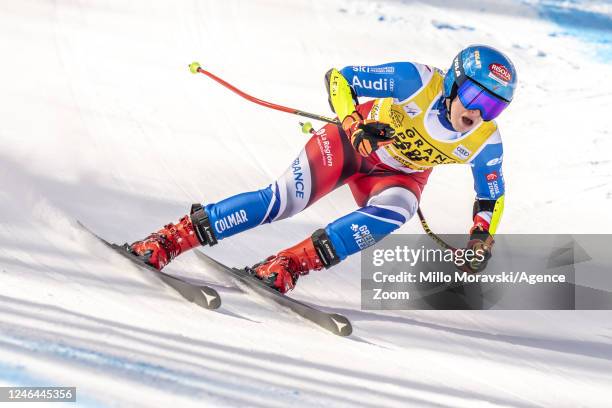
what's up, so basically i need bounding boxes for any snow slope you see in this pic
[0,0,611,406]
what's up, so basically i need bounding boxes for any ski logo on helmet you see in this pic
[474,50,481,68]
[488,63,512,86]
[463,51,481,76]
[453,56,461,78]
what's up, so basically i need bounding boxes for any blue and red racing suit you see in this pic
[203,61,505,260]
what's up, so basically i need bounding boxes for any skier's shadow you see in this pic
[215,308,260,323]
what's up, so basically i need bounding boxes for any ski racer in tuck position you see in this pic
[128,44,517,293]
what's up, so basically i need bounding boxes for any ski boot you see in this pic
[128,204,217,270]
[248,229,341,293]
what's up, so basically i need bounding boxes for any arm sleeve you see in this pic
[339,62,427,100]
[470,138,505,235]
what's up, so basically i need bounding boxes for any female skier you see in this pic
[128,44,517,293]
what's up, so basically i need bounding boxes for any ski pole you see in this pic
[418,208,486,273]
[189,62,340,125]
[416,208,457,251]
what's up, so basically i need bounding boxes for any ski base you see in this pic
[78,221,221,310]
[195,251,352,336]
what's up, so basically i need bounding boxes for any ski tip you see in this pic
[329,313,353,337]
[76,220,91,233]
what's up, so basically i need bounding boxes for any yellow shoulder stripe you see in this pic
[328,68,356,120]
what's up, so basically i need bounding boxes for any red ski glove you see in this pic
[342,111,395,157]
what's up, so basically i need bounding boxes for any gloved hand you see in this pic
[342,111,395,157]
[463,228,494,273]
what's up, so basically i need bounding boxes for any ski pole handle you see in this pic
[189,62,340,125]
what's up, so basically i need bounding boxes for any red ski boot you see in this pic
[249,229,340,293]
[128,204,217,270]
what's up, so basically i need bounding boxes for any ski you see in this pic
[194,251,352,336]
[78,221,221,310]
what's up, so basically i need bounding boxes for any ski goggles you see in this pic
[456,78,509,121]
